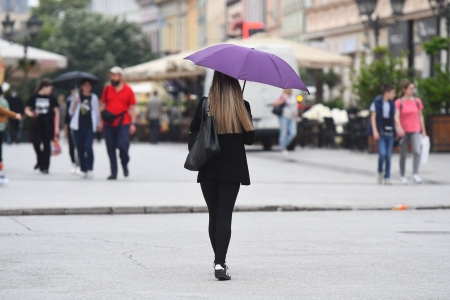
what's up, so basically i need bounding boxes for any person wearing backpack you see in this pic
[394,80,427,184]
[370,83,397,185]
[69,80,101,179]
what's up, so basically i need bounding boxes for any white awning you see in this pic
[0,39,68,70]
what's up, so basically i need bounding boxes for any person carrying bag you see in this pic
[187,71,255,281]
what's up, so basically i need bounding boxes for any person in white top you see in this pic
[273,89,298,156]
[69,79,101,179]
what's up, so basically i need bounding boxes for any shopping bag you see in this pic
[51,139,62,156]
[420,136,430,164]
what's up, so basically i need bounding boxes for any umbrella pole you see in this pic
[242,80,246,93]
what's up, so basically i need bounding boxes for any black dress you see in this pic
[190,97,255,185]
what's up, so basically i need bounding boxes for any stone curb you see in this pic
[0,205,449,216]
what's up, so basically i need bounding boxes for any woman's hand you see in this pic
[16,113,22,121]
[396,126,405,137]
[422,131,427,137]
[373,131,380,141]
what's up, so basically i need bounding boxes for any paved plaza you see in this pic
[0,143,449,211]
[1,142,450,299]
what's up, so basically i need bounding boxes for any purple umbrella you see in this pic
[184,44,309,94]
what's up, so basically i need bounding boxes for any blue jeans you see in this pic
[377,135,394,179]
[279,116,297,149]
[103,125,130,176]
[74,127,94,172]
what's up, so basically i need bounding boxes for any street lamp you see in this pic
[1,13,43,95]
[355,0,405,47]
[1,13,15,40]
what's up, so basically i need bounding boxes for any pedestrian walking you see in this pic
[58,95,67,135]
[0,87,22,171]
[395,80,427,184]
[69,80,101,179]
[190,71,255,281]
[273,89,298,156]
[24,79,60,174]
[5,88,23,144]
[100,66,137,180]
[146,90,162,143]
[369,83,397,185]
[66,90,80,174]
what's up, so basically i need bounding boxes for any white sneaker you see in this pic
[87,171,93,179]
[384,178,392,185]
[281,149,288,157]
[401,177,409,185]
[377,173,383,184]
[80,172,88,179]
[70,164,77,174]
[413,174,423,183]
[75,167,82,175]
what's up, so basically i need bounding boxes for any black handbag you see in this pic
[272,103,285,116]
[184,98,221,171]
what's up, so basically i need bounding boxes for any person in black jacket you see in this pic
[190,71,255,281]
[6,88,24,144]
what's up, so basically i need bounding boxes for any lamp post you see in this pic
[428,0,450,71]
[355,0,405,47]
[1,13,42,95]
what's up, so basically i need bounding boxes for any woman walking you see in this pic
[369,83,397,185]
[69,80,101,179]
[0,87,22,171]
[273,89,298,156]
[190,71,255,281]
[395,81,427,184]
[25,79,59,174]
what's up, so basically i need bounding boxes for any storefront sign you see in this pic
[388,21,409,57]
[418,17,438,41]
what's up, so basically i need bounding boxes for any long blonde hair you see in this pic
[208,71,253,134]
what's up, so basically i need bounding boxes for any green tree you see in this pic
[42,9,154,86]
[352,47,409,109]
[417,38,450,115]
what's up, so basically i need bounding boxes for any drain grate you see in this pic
[399,231,450,235]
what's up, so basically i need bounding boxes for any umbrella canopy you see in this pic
[226,33,352,69]
[184,44,309,93]
[52,71,99,90]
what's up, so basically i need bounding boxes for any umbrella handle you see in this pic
[242,80,246,94]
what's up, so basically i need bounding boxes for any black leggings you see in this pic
[200,180,240,265]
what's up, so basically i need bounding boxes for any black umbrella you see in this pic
[52,71,100,90]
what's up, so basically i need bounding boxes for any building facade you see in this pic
[303,0,435,76]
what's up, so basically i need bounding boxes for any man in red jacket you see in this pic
[100,66,137,180]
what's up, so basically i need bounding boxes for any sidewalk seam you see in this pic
[0,205,449,216]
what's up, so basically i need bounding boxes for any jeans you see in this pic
[149,119,160,143]
[68,128,78,165]
[0,132,3,162]
[400,132,421,176]
[74,127,94,172]
[7,119,21,144]
[200,180,240,265]
[377,135,394,179]
[32,121,53,171]
[279,116,297,149]
[103,125,130,176]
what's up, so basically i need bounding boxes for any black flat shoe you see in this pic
[40,170,49,174]
[34,163,40,170]
[107,175,117,180]
[123,167,129,178]
[214,264,231,281]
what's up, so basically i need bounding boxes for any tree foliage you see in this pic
[352,47,409,109]
[32,1,154,91]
